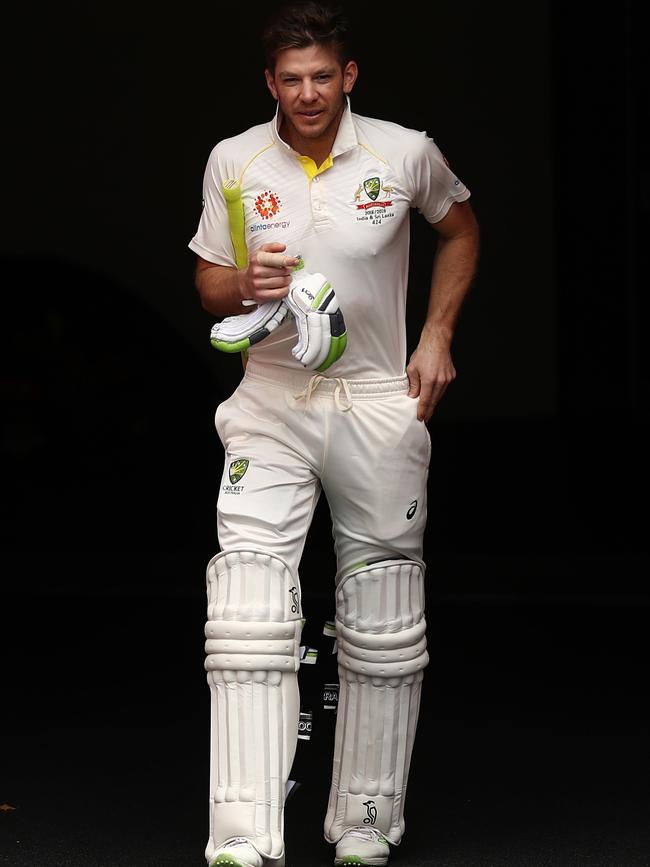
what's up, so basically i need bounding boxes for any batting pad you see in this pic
[323,560,429,845]
[204,550,302,862]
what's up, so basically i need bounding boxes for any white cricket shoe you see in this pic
[209,837,285,867]
[334,826,390,866]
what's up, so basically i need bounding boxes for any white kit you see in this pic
[190,97,470,865]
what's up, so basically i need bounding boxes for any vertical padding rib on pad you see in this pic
[204,550,301,862]
[324,560,429,846]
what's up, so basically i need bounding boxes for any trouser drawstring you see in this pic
[293,374,353,412]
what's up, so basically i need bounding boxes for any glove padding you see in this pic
[284,269,347,371]
[210,299,290,353]
[209,264,347,372]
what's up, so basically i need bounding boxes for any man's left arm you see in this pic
[407,200,480,421]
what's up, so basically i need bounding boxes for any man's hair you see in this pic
[262,1,352,72]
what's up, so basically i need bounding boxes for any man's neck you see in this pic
[281,131,329,167]
[279,103,345,167]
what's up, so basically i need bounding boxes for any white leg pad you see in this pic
[324,560,429,845]
[203,550,302,862]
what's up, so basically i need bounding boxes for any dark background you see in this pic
[2,2,648,865]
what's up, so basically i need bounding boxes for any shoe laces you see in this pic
[221,837,255,849]
[343,827,388,843]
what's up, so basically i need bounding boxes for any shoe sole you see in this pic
[334,858,388,866]
[210,856,285,867]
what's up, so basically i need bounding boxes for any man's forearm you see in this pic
[422,229,479,343]
[195,264,248,318]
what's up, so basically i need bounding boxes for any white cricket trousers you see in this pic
[214,359,431,576]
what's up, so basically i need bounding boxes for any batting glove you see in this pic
[284,268,347,372]
[209,299,290,353]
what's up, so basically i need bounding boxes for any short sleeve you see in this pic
[402,131,471,224]
[187,144,237,267]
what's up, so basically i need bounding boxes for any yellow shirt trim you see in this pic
[296,153,334,181]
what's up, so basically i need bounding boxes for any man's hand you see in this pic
[406,326,456,422]
[238,242,301,306]
[209,256,348,371]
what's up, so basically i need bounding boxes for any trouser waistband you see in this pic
[244,360,409,398]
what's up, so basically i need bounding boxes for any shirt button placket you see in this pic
[311,176,328,225]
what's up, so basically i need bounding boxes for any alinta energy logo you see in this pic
[254,190,282,220]
[250,189,291,233]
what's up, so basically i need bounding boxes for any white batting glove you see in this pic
[210,299,290,353]
[284,266,347,371]
[209,256,347,371]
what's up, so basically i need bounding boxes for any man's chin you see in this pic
[294,121,327,139]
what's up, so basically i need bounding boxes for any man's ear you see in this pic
[265,69,278,100]
[343,60,358,95]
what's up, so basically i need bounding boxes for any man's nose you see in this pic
[299,79,318,101]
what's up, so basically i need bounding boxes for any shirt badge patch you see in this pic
[353,177,396,224]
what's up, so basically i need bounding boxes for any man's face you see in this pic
[265,43,357,147]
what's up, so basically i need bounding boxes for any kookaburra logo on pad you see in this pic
[363,799,377,825]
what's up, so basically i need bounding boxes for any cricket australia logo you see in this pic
[363,800,378,825]
[353,177,396,225]
[223,459,249,495]
[229,459,249,483]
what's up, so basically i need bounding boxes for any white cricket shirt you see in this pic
[189,99,470,379]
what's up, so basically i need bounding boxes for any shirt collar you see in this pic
[271,96,358,159]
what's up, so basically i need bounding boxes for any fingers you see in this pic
[418,382,448,422]
[256,250,300,268]
[407,367,420,398]
[244,246,298,304]
[407,368,450,421]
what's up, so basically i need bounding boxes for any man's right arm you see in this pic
[195,243,301,318]
[195,258,247,318]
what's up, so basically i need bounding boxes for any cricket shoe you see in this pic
[334,827,390,866]
[209,837,285,867]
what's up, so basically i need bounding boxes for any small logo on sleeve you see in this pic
[406,500,418,520]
